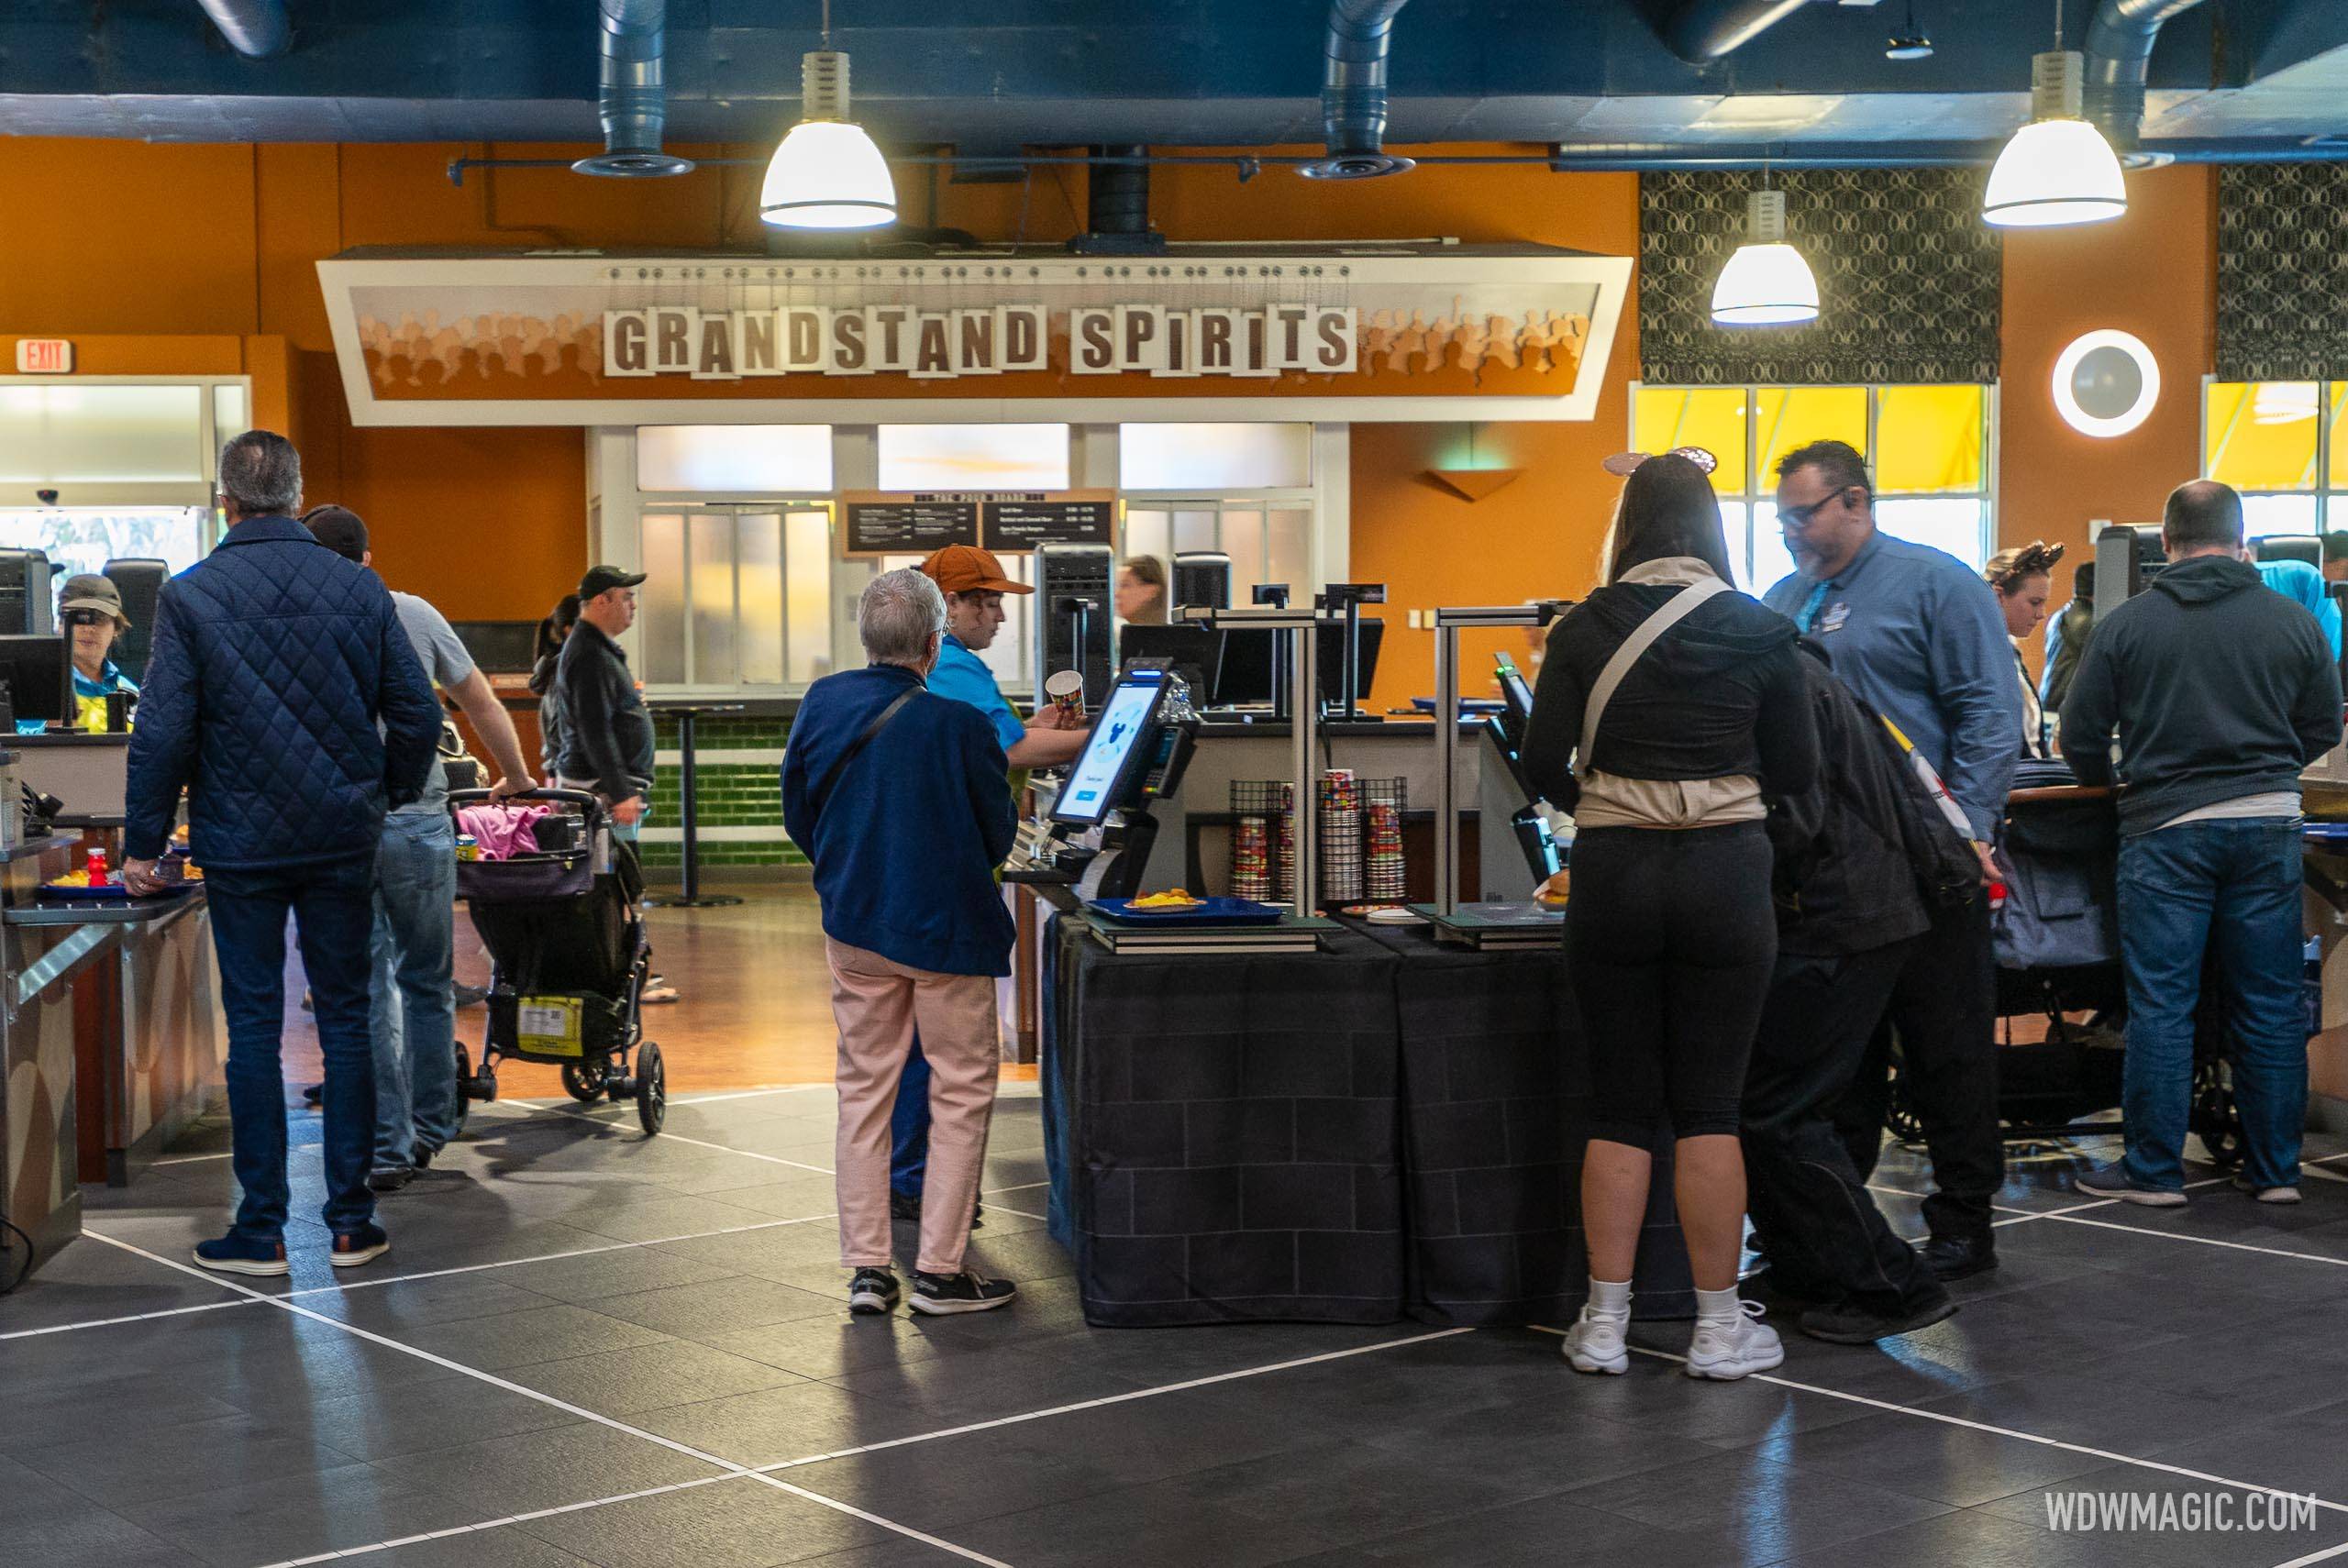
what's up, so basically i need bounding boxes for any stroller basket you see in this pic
[458,849,595,903]
[488,988,634,1061]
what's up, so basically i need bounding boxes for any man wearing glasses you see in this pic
[1764,439,2021,1285]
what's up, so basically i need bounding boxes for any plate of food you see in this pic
[40,869,135,900]
[1088,890,1284,926]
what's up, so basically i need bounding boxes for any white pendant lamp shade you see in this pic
[1711,191,1821,326]
[761,50,896,229]
[1983,51,2126,228]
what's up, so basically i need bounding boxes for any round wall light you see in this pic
[2051,329,2160,438]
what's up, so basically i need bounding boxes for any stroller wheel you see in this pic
[636,1042,666,1136]
[1883,1058,1927,1146]
[560,1060,610,1103]
[2191,1059,2245,1171]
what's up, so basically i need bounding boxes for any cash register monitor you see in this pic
[1211,617,1385,709]
[1051,671,1170,828]
[0,633,72,724]
[1117,624,1224,696]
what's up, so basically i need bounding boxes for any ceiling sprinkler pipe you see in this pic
[195,0,290,59]
[1302,0,1416,180]
[575,0,695,177]
[2084,0,2209,150]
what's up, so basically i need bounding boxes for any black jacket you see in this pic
[548,621,655,802]
[1523,580,1818,812]
[2039,596,2094,714]
[1767,642,1934,956]
[2059,555,2342,835]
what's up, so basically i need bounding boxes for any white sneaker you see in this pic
[2232,1176,2303,1205]
[1561,1303,1630,1375]
[1685,1301,1784,1381]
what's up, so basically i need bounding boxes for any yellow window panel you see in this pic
[1876,385,1986,494]
[2331,384,2348,493]
[1755,387,1866,489]
[1634,386,1746,495]
[2205,381,2319,492]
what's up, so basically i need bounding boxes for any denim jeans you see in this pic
[2117,817,2308,1191]
[206,855,380,1240]
[891,1032,930,1197]
[371,809,459,1169]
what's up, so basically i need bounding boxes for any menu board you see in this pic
[842,497,980,556]
[984,496,1117,551]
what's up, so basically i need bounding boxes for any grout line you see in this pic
[2027,1209,2348,1268]
[752,1328,1476,1474]
[260,1475,747,1567]
[0,1297,265,1341]
[666,1085,831,1105]
[2270,1540,2348,1568]
[482,1099,837,1176]
[1529,1325,2348,1517]
[251,1325,1474,1566]
[83,1230,1016,1568]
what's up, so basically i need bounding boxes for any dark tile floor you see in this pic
[11,1089,2348,1568]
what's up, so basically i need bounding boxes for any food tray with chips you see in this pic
[1088,896,1285,927]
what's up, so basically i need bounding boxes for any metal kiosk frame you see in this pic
[1179,603,1324,911]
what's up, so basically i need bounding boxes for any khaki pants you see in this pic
[825,937,1000,1275]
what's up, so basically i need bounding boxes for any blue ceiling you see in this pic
[2,0,2343,159]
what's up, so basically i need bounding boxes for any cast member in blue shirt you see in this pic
[1763,439,2021,1285]
[885,544,1088,1224]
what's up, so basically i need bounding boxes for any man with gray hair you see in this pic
[125,430,442,1276]
[782,569,1021,1317]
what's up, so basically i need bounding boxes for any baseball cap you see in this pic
[303,504,369,564]
[579,564,648,601]
[920,544,1033,596]
[59,573,128,627]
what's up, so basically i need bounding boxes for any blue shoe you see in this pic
[2076,1166,2187,1207]
[330,1223,391,1269]
[194,1232,289,1276]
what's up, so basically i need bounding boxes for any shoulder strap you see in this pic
[1577,579,1731,778]
[810,688,920,819]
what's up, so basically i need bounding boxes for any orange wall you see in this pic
[0,139,2222,696]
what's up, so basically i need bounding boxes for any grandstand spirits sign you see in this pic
[317,248,1632,425]
[601,303,1360,381]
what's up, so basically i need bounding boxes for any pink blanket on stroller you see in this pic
[457,803,552,861]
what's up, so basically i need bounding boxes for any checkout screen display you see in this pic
[1057,681,1160,825]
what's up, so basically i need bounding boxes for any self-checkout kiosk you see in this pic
[1006,667,1202,904]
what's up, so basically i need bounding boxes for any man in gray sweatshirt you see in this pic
[2060,480,2342,1206]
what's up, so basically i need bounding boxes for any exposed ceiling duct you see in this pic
[1665,0,1811,63]
[1300,0,1416,181]
[195,0,290,59]
[573,0,694,177]
[2084,0,2210,152]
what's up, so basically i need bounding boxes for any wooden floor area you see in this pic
[279,884,1034,1099]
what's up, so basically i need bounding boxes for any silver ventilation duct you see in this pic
[195,0,290,59]
[574,0,695,178]
[2084,0,2209,154]
[1300,0,1416,181]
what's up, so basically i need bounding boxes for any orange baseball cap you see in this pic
[920,543,1033,595]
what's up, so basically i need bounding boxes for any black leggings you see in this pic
[1567,823,1777,1144]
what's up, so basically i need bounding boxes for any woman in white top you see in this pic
[1985,542,2065,759]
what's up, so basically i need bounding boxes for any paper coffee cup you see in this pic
[1044,669,1085,718]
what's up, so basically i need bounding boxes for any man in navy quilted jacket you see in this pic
[123,431,442,1276]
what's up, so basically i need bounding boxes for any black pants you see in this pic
[1745,943,1946,1316]
[1832,894,2004,1240]
[1567,823,1777,1144]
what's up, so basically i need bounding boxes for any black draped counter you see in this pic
[1041,912,1694,1329]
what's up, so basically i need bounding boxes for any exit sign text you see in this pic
[15,339,72,373]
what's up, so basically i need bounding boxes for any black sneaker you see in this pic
[330,1223,391,1270]
[367,1165,414,1194]
[1799,1293,1959,1345]
[909,1269,1016,1316]
[848,1267,900,1315]
[1920,1233,1999,1282]
[301,1082,325,1107]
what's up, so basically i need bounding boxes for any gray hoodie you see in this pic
[2058,554,2342,835]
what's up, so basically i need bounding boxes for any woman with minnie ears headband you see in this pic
[1982,541,2066,758]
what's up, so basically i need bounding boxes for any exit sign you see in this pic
[15,339,72,374]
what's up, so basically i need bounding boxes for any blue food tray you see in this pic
[1088,896,1284,927]
[39,881,135,900]
[2306,823,2348,843]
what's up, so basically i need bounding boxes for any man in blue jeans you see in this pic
[123,432,441,1275]
[305,506,535,1192]
[2061,480,2342,1205]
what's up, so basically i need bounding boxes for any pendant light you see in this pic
[1982,3,2124,228]
[1711,190,1820,327]
[760,0,896,230]
[1885,0,1933,60]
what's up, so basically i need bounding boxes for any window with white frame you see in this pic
[2202,381,2344,538]
[1118,423,1317,608]
[0,378,251,580]
[1633,383,1996,591]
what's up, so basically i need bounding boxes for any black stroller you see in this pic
[448,788,667,1135]
[1885,762,2245,1165]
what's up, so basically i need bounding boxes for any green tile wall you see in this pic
[639,712,802,870]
